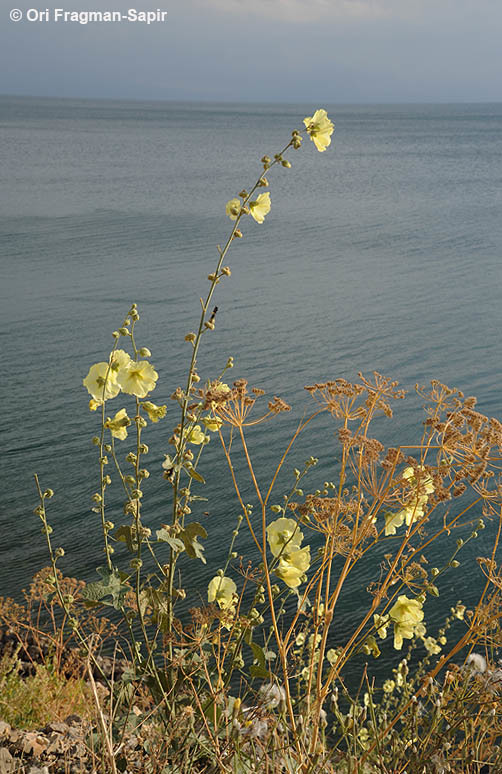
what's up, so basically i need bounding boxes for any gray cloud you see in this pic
[0,0,500,102]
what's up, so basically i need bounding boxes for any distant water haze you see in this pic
[1,98,501,647]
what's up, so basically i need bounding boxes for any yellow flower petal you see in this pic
[303,109,334,152]
[249,192,271,224]
[110,349,132,371]
[266,517,303,557]
[202,415,223,432]
[142,401,167,422]
[208,575,237,610]
[105,408,131,441]
[389,595,424,650]
[186,425,208,445]
[83,362,120,402]
[225,198,241,221]
[116,360,158,398]
[274,559,305,588]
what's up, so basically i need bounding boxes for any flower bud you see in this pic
[112,331,120,339]
[92,493,102,503]
[233,229,243,238]
[450,560,460,568]
[258,176,269,187]
[261,155,271,164]
[221,266,231,276]
[185,332,196,343]
[226,357,234,368]
[138,347,151,357]
[43,489,54,499]
[238,189,248,198]
[92,436,100,445]
[281,160,292,168]
[118,327,129,336]
[55,547,65,558]
[139,469,150,479]
[130,558,143,570]
[204,321,215,330]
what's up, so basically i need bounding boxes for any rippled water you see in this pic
[1,98,501,648]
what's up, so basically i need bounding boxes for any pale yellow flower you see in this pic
[209,381,231,410]
[105,408,131,441]
[202,415,223,432]
[274,559,304,588]
[384,509,405,536]
[83,362,120,402]
[415,622,427,638]
[110,349,132,371]
[285,545,310,572]
[225,198,241,221]
[389,595,424,650]
[452,602,466,620]
[142,401,167,422]
[385,497,427,535]
[374,613,390,639]
[213,382,230,394]
[274,546,310,588]
[208,575,237,610]
[266,517,303,557]
[116,360,158,398]
[326,648,339,666]
[249,192,271,224]
[402,465,434,494]
[362,635,381,659]
[423,636,441,655]
[403,497,427,527]
[303,109,334,152]
[186,425,208,445]
[383,679,395,694]
[308,633,322,650]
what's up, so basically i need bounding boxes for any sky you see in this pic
[0,0,501,103]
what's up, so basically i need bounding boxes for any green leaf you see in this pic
[114,525,137,553]
[81,566,130,610]
[249,641,266,670]
[143,588,171,632]
[249,664,271,680]
[185,466,205,484]
[179,522,208,563]
[156,528,185,553]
